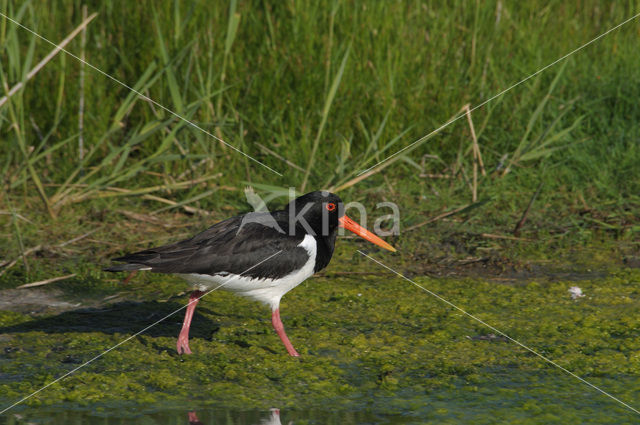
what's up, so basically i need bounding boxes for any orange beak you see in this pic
[338,215,397,252]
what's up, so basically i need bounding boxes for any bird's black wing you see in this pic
[105,213,309,279]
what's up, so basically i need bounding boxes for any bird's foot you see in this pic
[287,347,301,357]
[188,411,202,425]
[176,333,192,355]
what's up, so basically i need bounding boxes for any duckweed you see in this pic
[0,266,639,417]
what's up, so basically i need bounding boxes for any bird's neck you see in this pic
[313,229,337,272]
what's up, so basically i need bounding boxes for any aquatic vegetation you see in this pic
[1,265,639,414]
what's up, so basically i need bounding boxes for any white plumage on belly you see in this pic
[178,234,317,311]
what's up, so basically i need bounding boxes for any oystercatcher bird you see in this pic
[105,191,395,356]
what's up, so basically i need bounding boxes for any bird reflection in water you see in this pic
[188,407,289,425]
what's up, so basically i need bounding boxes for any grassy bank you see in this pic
[1,1,639,282]
[1,1,639,224]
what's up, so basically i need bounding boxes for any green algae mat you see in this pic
[1,266,639,423]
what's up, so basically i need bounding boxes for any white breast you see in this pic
[178,234,317,311]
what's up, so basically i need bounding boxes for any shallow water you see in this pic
[4,371,640,424]
[2,269,640,424]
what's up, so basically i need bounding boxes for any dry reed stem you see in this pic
[256,143,305,172]
[17,273,77,289]
[0,245,42,275]
[141,194,212,216]
[0,211,34,224]
[462,104,486,202]
[480,233,533,242]
[143,90,188,156]
[404,204,471,232]
[420,173,452,179]
[120,210,173,227]
[0,12,98,108]
[513,182,543,236]
[463,104,486,175]
[77,5,88,160]
[332,107,462,192]
[50,175,219,206]
[0,230,95,275]
[330,160,392,192]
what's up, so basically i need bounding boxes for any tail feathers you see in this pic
[104,263,152,272]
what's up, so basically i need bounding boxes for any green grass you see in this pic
[0,0,638,281]
[1,1,640,201]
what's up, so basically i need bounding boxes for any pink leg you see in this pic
[271,308,300,357]
[121,270,137,284]
[177,290,204,354]
[188,411,202,424]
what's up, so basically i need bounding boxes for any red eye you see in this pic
[326,203,336,211]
